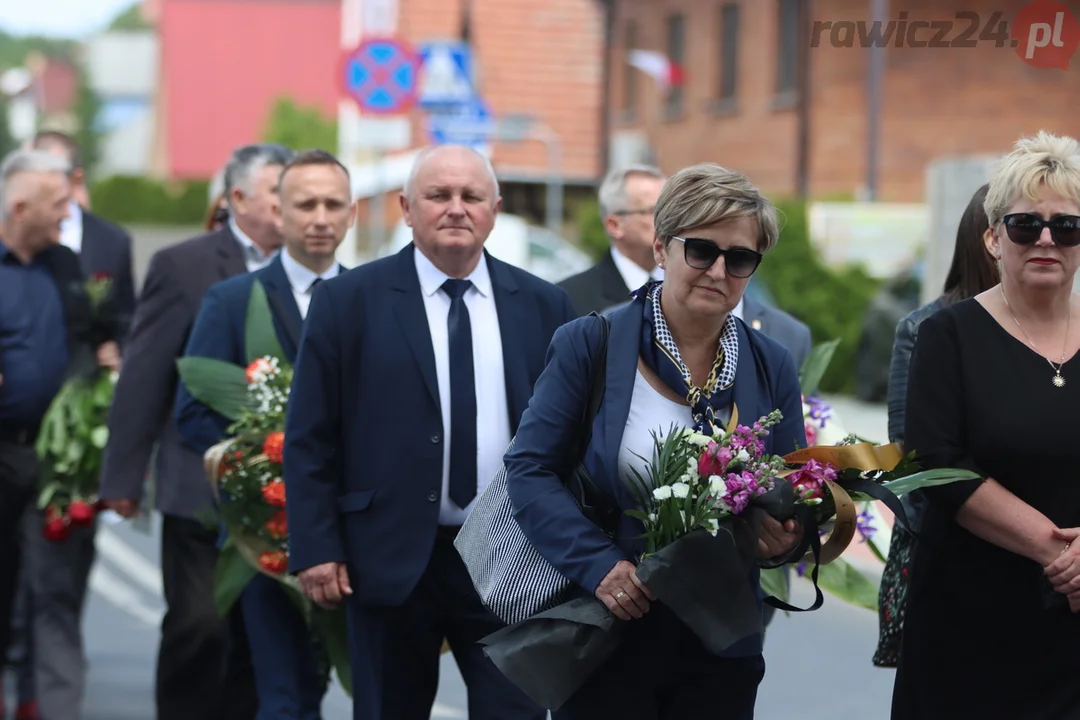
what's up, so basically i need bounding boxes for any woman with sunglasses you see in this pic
[503,163,806,719]
[893,130,1080,719]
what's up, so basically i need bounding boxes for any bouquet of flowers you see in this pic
[35,273,119,541]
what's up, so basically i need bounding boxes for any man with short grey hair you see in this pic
[97,142,293,720]
[559,164,666,316]
[0,150,123,719]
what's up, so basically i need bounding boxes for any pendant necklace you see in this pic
[1000,286,1070,388]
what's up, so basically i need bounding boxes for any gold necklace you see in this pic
[1000,286,1070,388]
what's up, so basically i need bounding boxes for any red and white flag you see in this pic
[627,50,684,90]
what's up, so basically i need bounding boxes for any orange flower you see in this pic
[218,449,244,477]
[263,432,285,464]
[261,479,286,507]
[266,509,288,538]
[258,550,288,574]
[245,358,273,383]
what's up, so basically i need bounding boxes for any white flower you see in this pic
[735,449,751,464]
[648,513,657,523]
[705,518,720,536]
[672,482,690,499]
[709,475,728,497]
[653,485,673,500]
[687,433,712,447]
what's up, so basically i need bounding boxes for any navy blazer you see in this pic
[283,244,577,606]
[503,295,806,601]
[174,255,317,456]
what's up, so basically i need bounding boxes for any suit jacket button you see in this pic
[430,434,441,443]
[426,490,438,503]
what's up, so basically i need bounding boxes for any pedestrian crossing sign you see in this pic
[418,41,476,107]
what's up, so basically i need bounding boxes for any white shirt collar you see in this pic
[610,246,661,292]
[414,246,493,298]
[280,247,340,293]
[733,298,744,320]
[229,216,274,267]
[59,200,82,254]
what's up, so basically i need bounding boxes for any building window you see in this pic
[666,13,685,116]
[776,0,799,97]
[718,3,739,103]
[623,21,637,116]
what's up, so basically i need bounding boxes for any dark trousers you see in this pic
[552,604,765,720]
[0,443,40,668]
[346,527,546,720]
[14,509,97,719]
[156,514,258,720]
[240,573,326,720]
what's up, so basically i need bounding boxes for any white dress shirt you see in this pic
[611,246,663,292]
[414,248,511,525]
[732,298,744,321]
[229,216,275,271]
[59,201,83,255]
[280,248,340,320]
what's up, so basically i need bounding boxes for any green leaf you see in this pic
[90,426,109,449]
[813,558,880,611]
[311,606,353,697]
[877,468,981,498]
[798,338,841,397]
[176,357,252,421]
[245,279,288,364]
[760,567,790,604]
[214,539,258,617]
[624,509,650,522]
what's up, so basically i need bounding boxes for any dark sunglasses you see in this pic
[670,236,763,278]
[1002,213,1080,247]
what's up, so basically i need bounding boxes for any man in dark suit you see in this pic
[97,143,293,720]
[0,150,122,720]
[8,131,137,720]
[559,164,666,316]
[175,149,353,718]
[284,144,575,720]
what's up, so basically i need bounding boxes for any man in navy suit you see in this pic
[175,149,354,719]
[284,144,574,720]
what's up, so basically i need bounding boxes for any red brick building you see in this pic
[607,0,1080,202]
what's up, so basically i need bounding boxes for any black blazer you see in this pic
[99,226,249,519]
[79,211,137,342]
[558,251,632,318]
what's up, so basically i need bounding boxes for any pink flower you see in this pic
[789,459,839,501]
[804,421,818,446]
[730,426,766,458]
[698,443,733,477]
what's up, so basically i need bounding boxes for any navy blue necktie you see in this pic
[442,279,477,509]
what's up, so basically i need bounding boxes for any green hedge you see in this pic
[756,200,880,394]
[90,175,210,226]
[570,197,879,394]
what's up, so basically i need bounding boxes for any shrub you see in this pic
[90,175,210,226]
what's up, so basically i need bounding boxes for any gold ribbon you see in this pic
[780,441,905,565]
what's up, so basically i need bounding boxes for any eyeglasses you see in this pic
[670,236,763,278]
[613,207,654,217]
[1002,213,1080,247]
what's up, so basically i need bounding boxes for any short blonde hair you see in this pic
[653,163,779,252]
[984,130,1080,226]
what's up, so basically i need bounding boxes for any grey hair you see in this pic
[209,166,226,204]
[984,130,1080,227]
[597,163,665,217]
[0,149,71,220]
[654,163,780,253]
[404,145,500,203]
[223,143,294,208]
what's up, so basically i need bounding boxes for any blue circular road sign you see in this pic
[341,38,419,115]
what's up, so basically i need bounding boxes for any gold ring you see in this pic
[615,591,626,600]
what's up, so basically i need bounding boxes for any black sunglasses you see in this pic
[670,236,763,278]
[1002,213,1080,247]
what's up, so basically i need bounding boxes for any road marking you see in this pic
[95,527,164,597]
[89,563,164,627]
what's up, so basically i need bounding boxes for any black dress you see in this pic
[892,299,1080,719]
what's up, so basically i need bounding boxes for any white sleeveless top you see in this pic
[618,369,695,493]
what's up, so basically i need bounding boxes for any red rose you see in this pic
[698,442,733,478]
[266,509,288,539]
[261,479,286,507]
[263,432,285,464]
[43,506,70,542]
[92,271,112,281]
[68,499,95,527]
[259,550,288,574]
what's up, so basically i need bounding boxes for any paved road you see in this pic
[62,230,896,718]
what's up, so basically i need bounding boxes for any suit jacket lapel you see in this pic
[599,252,632,309]
[488,253,530,435]
[392,245,441,409]
[217,227,248,280]
[259,257,303,362]
[731,319,763,431]
[602,300,645,512]
[741,295,766,334]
